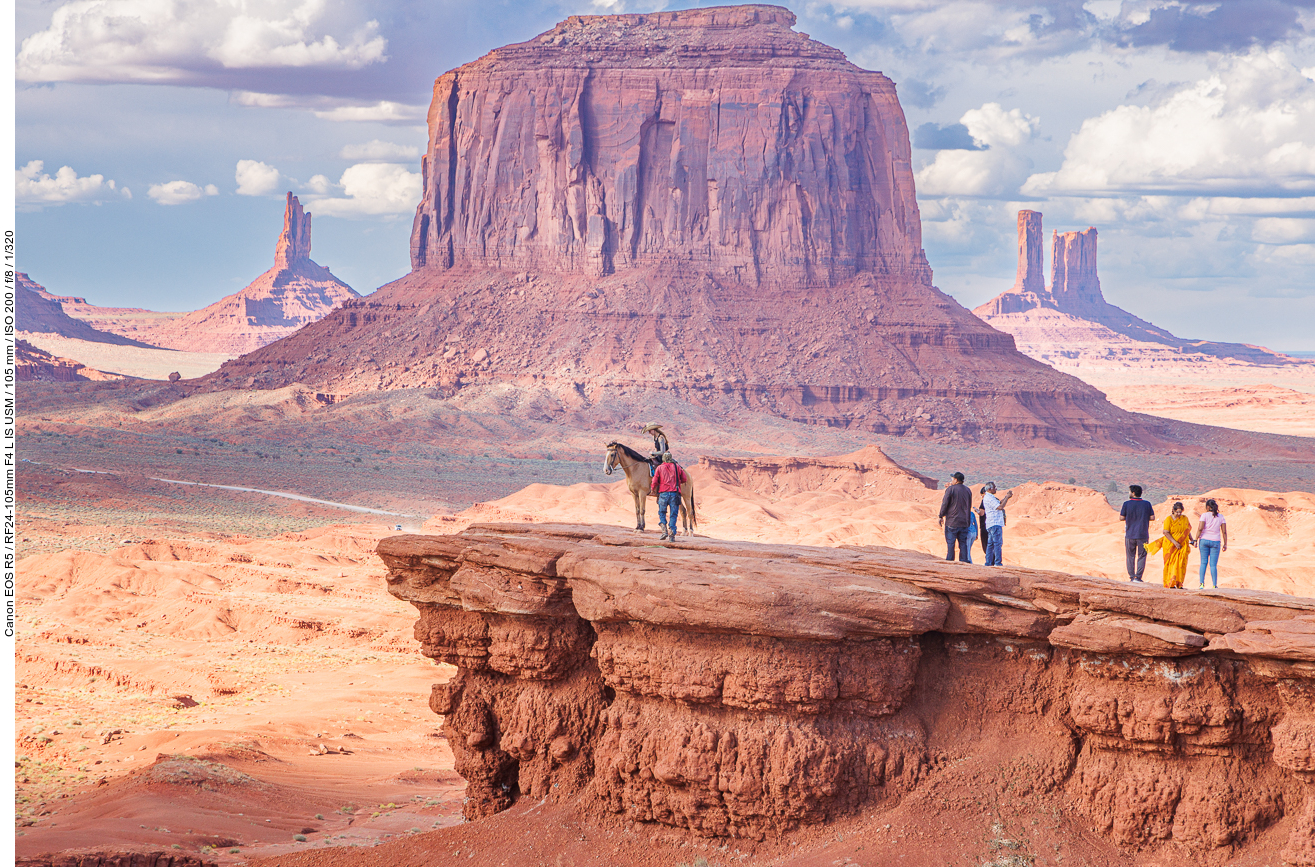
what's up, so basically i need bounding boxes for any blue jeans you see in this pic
[1199,540,1221,587]
[945,525,970,562]
[658,491,680,533]
[985,526,1004,566]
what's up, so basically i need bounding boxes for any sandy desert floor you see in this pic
[13,508,470,864]
[14,374,1315,866]
[19,333,234,380]
[1051,358,1315,438]
[16,441,1315,865]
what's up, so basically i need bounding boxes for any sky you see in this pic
[14,0,1315,351]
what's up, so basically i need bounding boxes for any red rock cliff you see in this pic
[15,273,158,348]
[410,6,927,286]
[380,524,1315,864]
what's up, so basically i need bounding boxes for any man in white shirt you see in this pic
[980,481,1013,566]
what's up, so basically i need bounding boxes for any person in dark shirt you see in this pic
[1119,484,1156,582]
[937,471,973,563]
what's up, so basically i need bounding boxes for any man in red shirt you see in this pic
[651,451,688,541]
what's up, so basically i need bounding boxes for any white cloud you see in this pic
[17,0,387,84]
[313,101,426,123]
[961,103,1038,148]
[148,180,218,205]
[305,174,334,194]
[915,103,1038,197]
[1025,49,1315,197]
[1252,217,1315,245]
[231,91,426,124]
[235,160,283,196]
[340,140,421,161]
[15,160,131,205]
[306,163,421,217]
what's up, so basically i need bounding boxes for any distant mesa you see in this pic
[210,5,1164,448]
[976,211,1298,368]
[27,193,360,358]
[15,272,158,348]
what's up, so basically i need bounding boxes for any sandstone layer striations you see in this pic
[381,523,1315,864]
[976,212,1306,370]
[212,6,1159,448]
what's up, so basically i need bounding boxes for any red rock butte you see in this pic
[212,6,1165,447]
[976,210,1296,366]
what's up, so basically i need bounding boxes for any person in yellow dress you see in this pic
[1144,501,1195,588]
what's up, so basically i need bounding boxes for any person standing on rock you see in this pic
[1145,501,1193,589]
[642,423,669,476]
[1119,485,1155,582]
[1195,498,1228,588]
[981,482,1013,566]
[938,472,973,563]
[652,452,688,542]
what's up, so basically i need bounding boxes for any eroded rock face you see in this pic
[210,6,1167,448]
[380,523,1315,862]
[1014,210,1045,295]
[1050,227,1103,315]
[410,6,926,287]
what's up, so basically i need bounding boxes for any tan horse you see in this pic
[603,442,696,535]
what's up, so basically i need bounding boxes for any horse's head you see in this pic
[603,442,620,476]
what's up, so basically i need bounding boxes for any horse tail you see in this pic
[690,479,698,530]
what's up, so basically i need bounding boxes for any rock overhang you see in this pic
[379,523,1315,859]
[379,522,1315,655]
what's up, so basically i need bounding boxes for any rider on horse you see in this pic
[642,423,669,476]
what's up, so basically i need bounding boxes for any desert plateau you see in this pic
[13,3,1315,867]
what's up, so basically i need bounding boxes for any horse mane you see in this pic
[608,442,649,463]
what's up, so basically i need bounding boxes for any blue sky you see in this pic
[15,0,1315,350]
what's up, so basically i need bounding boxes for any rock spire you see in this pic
[1049,226,1102,316]
[1013,210,1045,294]
[43,194,360,357]
[975,211,1297,366]
[274,193,312,269]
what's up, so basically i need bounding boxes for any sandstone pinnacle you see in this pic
[274,192,312,270]
[976,210,1299,366]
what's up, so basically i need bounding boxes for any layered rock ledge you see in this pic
[379,524,1315,864]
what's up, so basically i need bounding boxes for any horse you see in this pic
[603,442,697,536]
